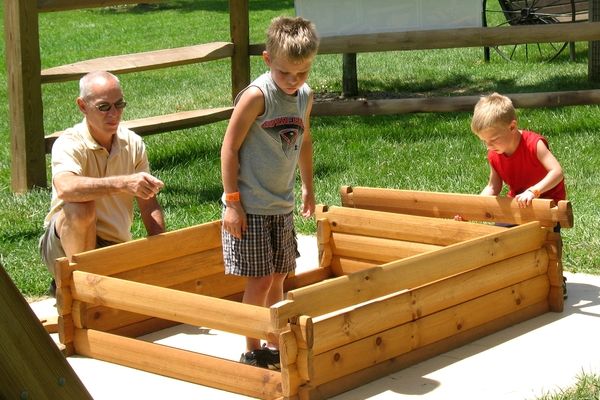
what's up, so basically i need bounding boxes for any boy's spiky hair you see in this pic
[266,16,319,62]
[471,92,517,133]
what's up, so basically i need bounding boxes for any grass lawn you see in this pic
[1,1,599,301]
[1,2,599,399]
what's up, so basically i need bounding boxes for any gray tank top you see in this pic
[236,72,310,215]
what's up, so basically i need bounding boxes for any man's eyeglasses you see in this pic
[91,100,127,112]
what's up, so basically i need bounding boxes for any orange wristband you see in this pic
[528,188,541,198]
[225,191,240,202]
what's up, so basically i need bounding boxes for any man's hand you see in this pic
[125,172,164,199]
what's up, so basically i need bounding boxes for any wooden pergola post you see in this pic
[590,0,600,82]
[4,0,46,192]
[229,0,250,100]
[342,53,358,97]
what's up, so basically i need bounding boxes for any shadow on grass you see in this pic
[100,0,294,14]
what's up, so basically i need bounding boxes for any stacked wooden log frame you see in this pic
[54,186,572,399]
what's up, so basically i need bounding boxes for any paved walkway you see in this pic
[29,236,600,400]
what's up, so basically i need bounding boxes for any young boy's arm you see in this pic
[515,140,564,207]
[481,167,503,196]
[220,87,265,239]
[297,92,315,218]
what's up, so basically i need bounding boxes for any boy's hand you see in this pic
[453,214,467,222]
[223,203,247,239]
[300,190,316,218]
[515,190,536,208]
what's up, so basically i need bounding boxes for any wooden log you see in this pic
[316,218,333,269]
[340,186,573,228]
[109,317,180,338]
[311,89,600,117]
[330,232,441,263]
[312,248,548,355]
[287,222,546,317]
[41,42,234,83]
[309,276,549,386]
[280,330,303,397]
[229,0,250,99]
[70,220,222,275]
[71,271,273,339]
[73,328,283,399]
[283,266,333,292]
[330,256,379,275]
[315,206,501,246]
[0,262,92,399]
[299,301,549,400]
[40,315,59,334]
[545,231,565,312]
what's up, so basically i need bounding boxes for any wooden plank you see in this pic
[330,232,441,263]
[283,266,333,292]
[287,222,546,317]
[41,42,234,83]
[71,271,273,339]
[316,206,501,246]
[299,301,549,400]
[73,328,283,399]
[45,106,234,153]
[70,220,222,275]
[315,22,600,54]
[0,263,92,399]
[311,89,600,117]
[309,275,549,386]
[311,248,548,355]
[330,256,379,275]
[340,186,573,228]
[4,0,47,191]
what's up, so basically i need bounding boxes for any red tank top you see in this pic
[488,130,566,202]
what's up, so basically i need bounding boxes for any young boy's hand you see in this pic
[300,190,315,218]
[223,204,247,239]
[515,190,535,208]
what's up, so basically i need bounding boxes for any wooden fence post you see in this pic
[342,53,358,97]
[4,0,46,192]
[229,0,250,100]
[590,0,600,82]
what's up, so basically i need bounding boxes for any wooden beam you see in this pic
[4,0,46,191]
[309,276,549,386]
[0,263,92,399]
[41,42,233,83]
[311,248,548,355]
[287,222,546,317]
[340,186,574,228]
[229,0,250,99]
[315,206,501,246]
[69,220,222,275]
[73,328,283,399]
[71,271,273,339]
[45,106,234,153]
[311,89,600,117]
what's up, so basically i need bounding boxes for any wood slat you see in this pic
[45,106,233,153]
[311,248,548,355]
[309,276,549,386]
[69,220,222,276]
[41,42,234,83]
[73,328,283,399]
[71,271,272,339]
[340,186,573,228]
[287,222,546,317]
[315,206,501,246]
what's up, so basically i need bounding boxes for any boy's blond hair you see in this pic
[471,92,517,133]
[266,16,319,62]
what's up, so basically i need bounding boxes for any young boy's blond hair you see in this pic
[471,92,517,134]
[265,16,319,62]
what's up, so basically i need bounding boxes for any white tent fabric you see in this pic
[295,0,483,37]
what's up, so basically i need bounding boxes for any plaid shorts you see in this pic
[222,211,299,277]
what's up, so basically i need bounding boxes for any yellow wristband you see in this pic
[528,188,541,198]
[225,191,240,202]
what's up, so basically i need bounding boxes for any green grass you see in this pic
[538,373,600,400]
[1,1,600,302]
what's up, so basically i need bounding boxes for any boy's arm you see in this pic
[515,140,564,206]
[298,92,315,218]
[220,87,264,238]
[481,167,503,196]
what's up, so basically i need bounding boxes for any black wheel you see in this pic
[484,0,584,62]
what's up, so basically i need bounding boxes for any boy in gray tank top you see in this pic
[220,16,319,369]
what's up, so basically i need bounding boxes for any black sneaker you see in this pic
[261,345,280,370]
[563,276,568,300]
[240,350,268,368]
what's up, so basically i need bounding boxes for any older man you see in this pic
[39,71,165,295]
